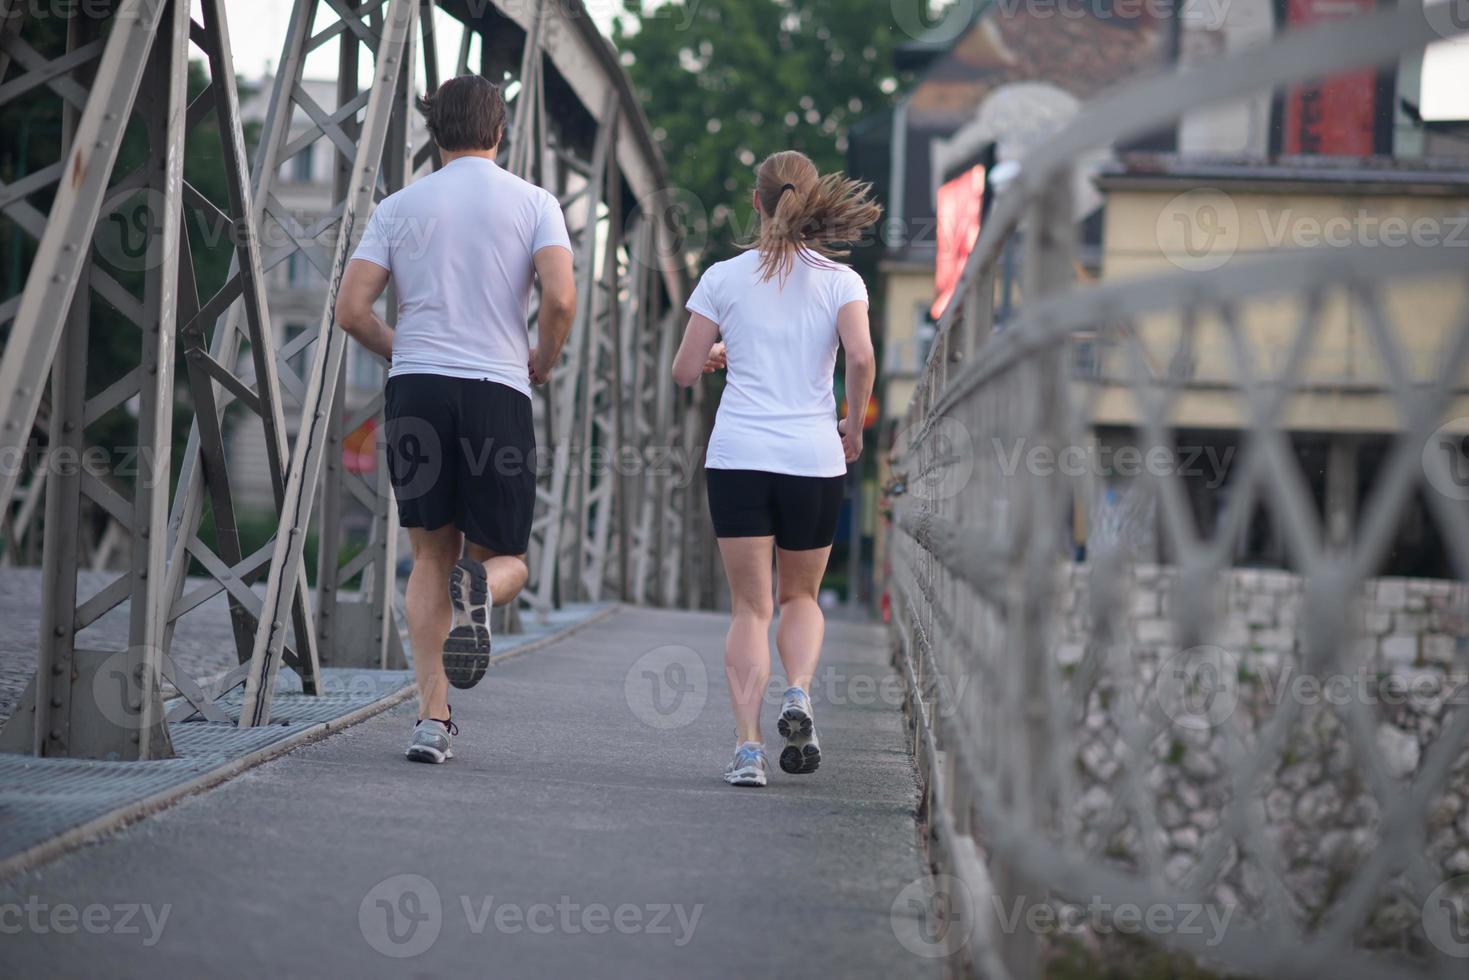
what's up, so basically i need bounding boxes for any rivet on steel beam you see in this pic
[50,697,62,708]
[130,733,140,743]
[51,663,64,674]
[53,625,66,637]
[129,700,142,711]
[50,730,62,741]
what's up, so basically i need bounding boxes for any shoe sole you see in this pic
[405,745,452,764]
[778,705,821,774]
[445,558,491,690]
[723,766,767,787]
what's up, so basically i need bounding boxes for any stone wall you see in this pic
[1053,563,1469,953]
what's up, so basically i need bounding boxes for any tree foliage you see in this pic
[613,0,908,267]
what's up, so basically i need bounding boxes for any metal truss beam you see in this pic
[1,0,717,748]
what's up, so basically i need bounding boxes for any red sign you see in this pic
[1283,0,1379,156]
[931,164,986,321]
[343,417,377,475]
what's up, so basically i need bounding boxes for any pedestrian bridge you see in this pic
[2,605,936,977]
[2,2,1469,978]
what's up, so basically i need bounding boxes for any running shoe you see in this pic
[406,716,457,764]
[444,558,492,689]
[777,686,821,774]
[723,741,769,787]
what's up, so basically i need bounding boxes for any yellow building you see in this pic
[1088,156,1469,572]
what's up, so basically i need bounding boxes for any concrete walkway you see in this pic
[0,607,946,978]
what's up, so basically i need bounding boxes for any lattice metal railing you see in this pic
[0,0,714,755]
[888,6,1469,978]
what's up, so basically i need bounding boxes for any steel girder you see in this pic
[0,0,715,748]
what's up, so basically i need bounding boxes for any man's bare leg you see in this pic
[406,525,463,721]
[463,542,529,607]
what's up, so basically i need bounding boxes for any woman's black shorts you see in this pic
[705,468,846,551]
[384,374,537,555]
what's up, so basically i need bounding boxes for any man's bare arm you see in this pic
[529,246,576,385]
[335,259,394,361]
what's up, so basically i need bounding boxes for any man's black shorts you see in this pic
[384,374,537,555]
[705,468,846,551]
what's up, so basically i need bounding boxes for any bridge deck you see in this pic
[0,607,940,977]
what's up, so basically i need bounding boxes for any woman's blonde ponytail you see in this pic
[744,150,882,285]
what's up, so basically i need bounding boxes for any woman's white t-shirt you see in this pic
[686,250,868,478]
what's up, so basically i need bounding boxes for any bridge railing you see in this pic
[888,7,1469,977]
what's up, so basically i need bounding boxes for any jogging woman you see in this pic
[672,150,881,787]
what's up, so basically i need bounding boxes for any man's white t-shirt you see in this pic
[686,249,869,478]
[351,156,571,398]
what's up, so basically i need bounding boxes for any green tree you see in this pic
[613,0,908,266]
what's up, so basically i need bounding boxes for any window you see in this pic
[292,146,313,183]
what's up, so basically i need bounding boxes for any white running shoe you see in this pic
[777,687,821,774]
[723,741,769,787]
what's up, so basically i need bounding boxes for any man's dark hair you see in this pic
[416,75,506,153]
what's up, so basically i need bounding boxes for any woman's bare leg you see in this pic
[775,545,832,694]
[716,536,775,746]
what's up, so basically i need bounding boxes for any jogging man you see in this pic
[335,74,576,764]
